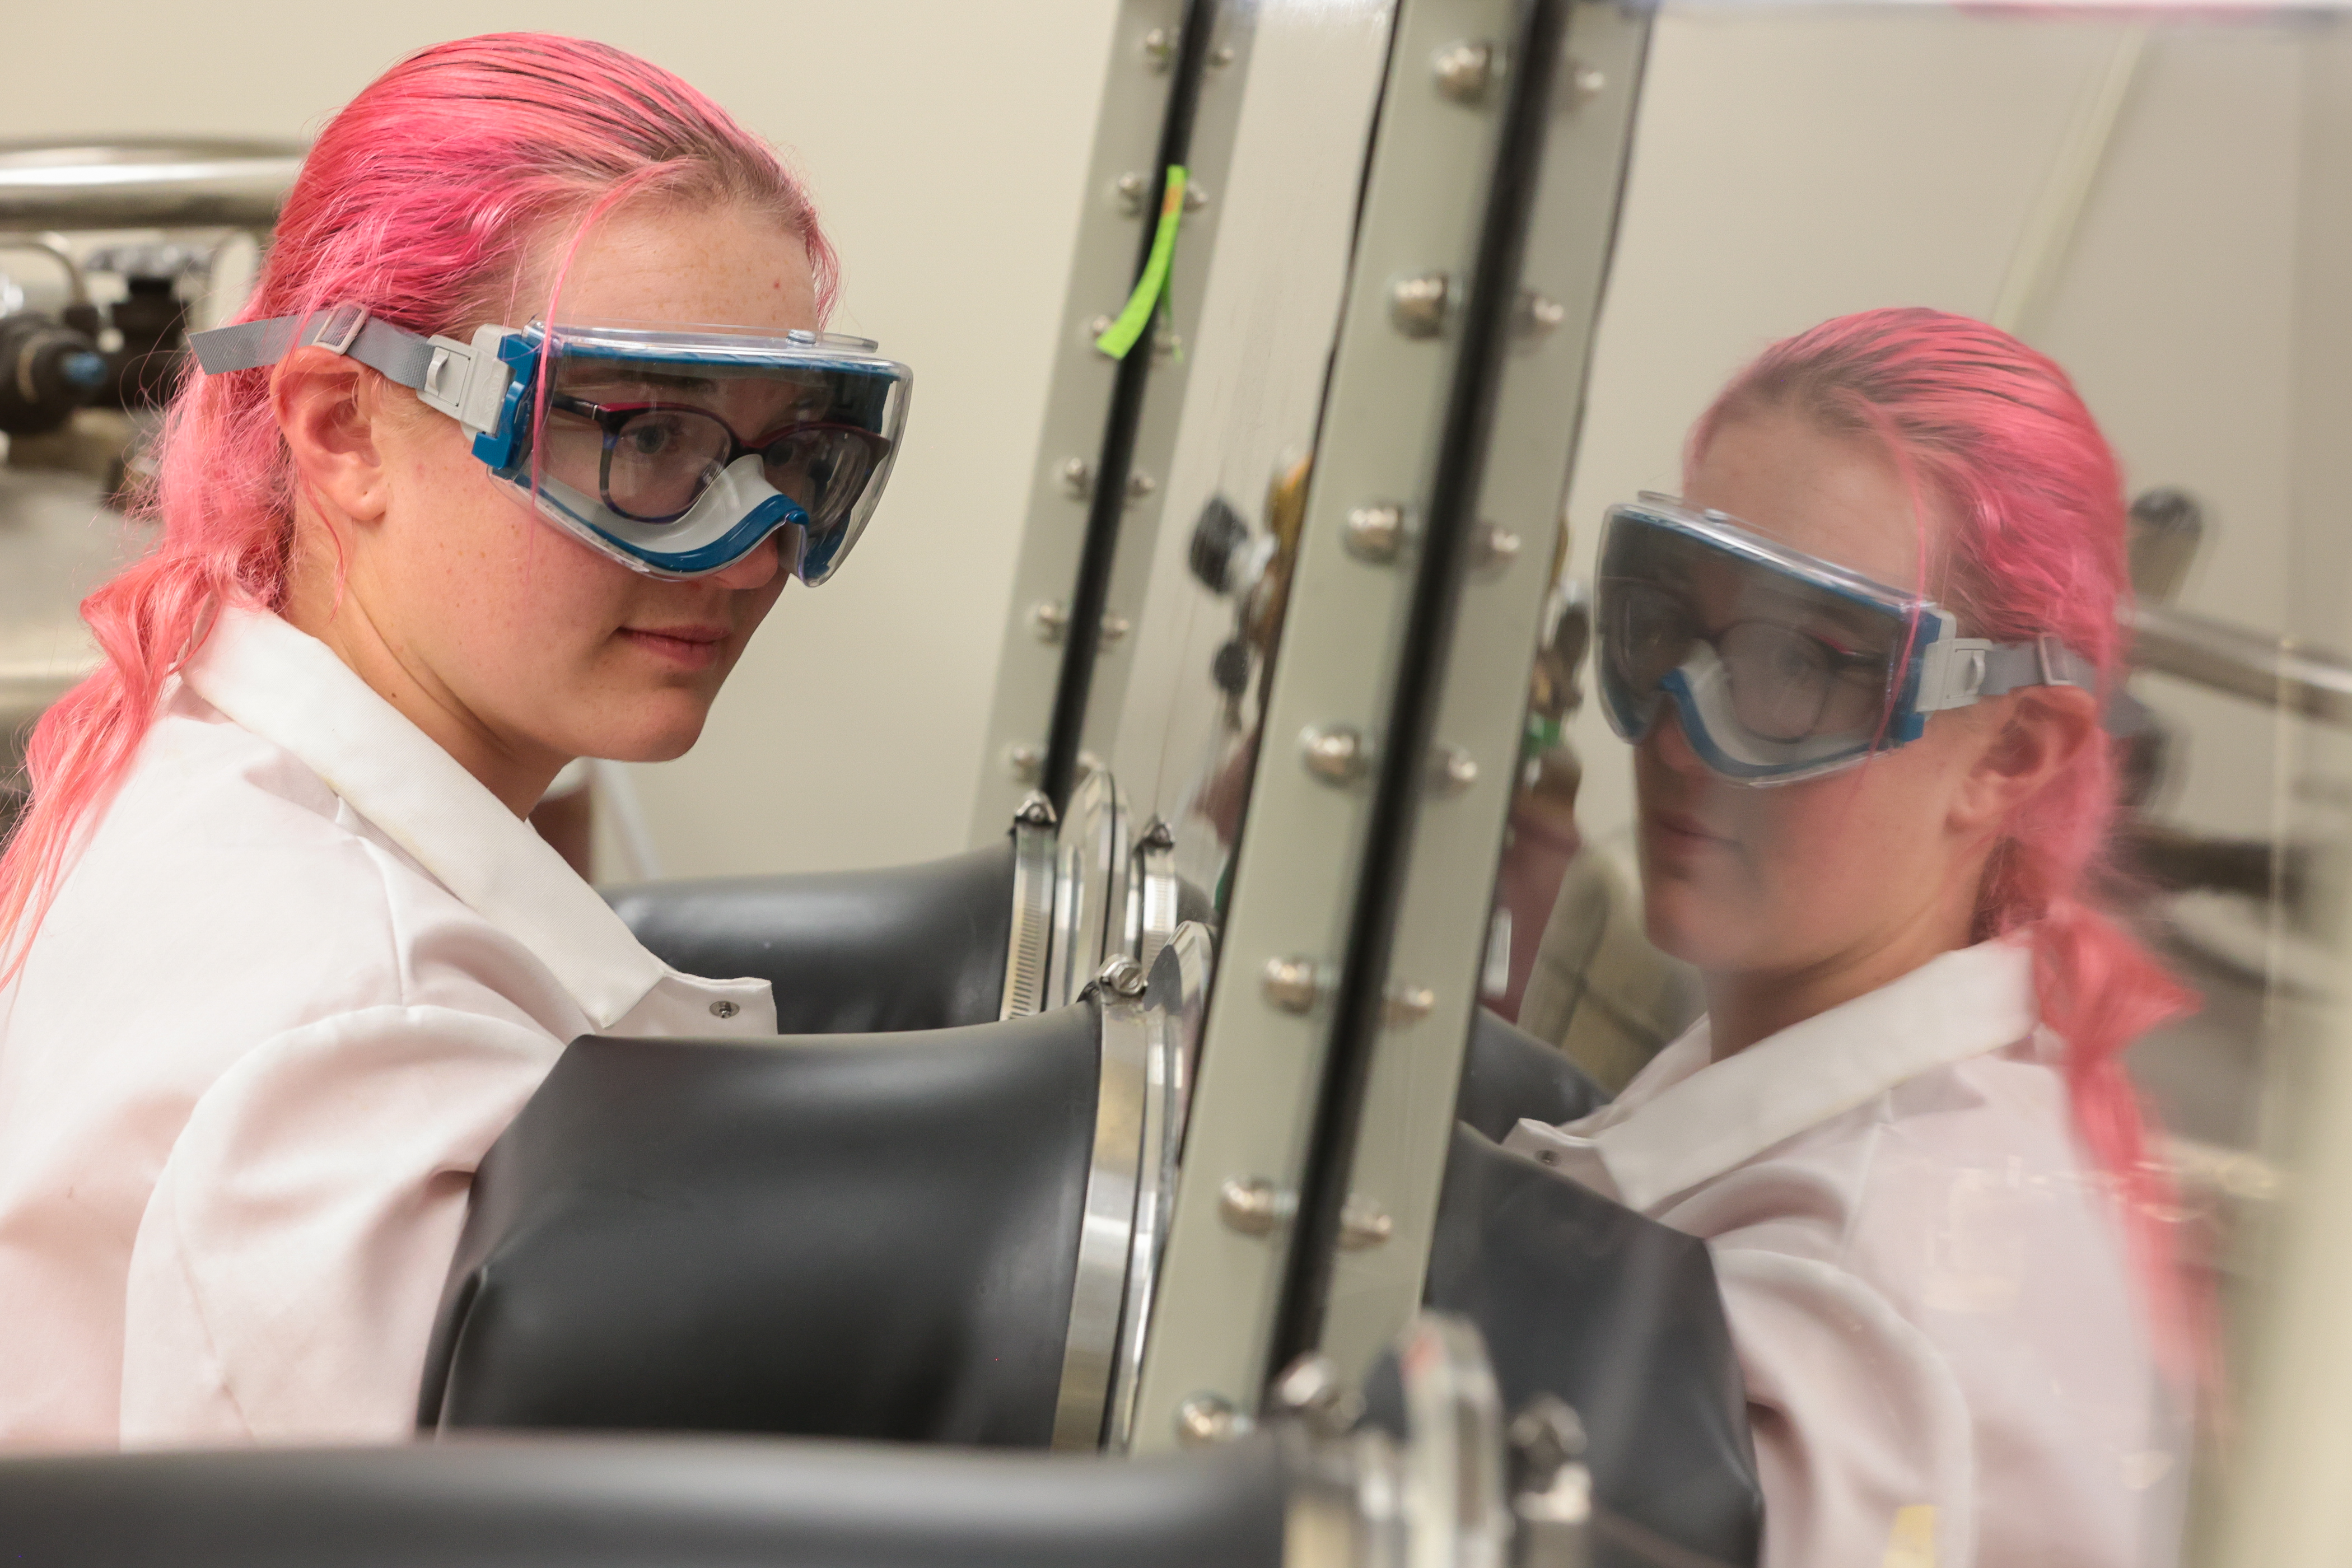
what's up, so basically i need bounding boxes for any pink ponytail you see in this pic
[1692,307,2200,1370]
[0,33,835,976]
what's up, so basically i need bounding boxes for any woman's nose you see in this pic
[704,532,787,591]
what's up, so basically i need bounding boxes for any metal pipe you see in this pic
[0,234,90,306]
[2127,601,2352,728]
[0,141,303,231]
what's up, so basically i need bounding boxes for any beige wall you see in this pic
[1,2,1119,878]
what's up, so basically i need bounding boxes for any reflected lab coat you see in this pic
[0,606,776,1450]
[1505,941,2179,1568]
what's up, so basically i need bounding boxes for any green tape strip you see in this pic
[1094,165,1188,361]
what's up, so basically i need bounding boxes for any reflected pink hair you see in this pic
[0,34,834,977]
[1692,306,2199,1367]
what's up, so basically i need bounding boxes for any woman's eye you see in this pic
[622,420,680,457]
[1771,637,1823,678]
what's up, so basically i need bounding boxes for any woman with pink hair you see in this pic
[0,34,907,1448]
[1507,307,2194,1566]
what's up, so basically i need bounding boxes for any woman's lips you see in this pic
[619,624,730,670]
[1649,807,1731,850]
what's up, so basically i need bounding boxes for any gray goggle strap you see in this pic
[1916,631,2097,714]
[188,307,515,438]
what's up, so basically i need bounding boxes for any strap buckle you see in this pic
[2034,633,2066,688]
[308,304,369,358]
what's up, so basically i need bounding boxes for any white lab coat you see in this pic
[1505,940,2182,1568]
[0,606,776,1450]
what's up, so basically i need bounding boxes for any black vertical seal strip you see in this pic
[1042,0,1222,813]
[1265,0,1570,1382]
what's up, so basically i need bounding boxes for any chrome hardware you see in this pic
[1219,1176,1296,1236]
[1104,924,1212,1450]
[1516,290,1566,338]
[1262,955,1325,1014]
[1183,183,1210,212]
[1562,56,1607,106]
[1268,1354,1363,1436]
[1141,26,1178,71]
[1384,984,1436,1025]
[1116,171,1149,216]
[1338,1196,1395,1250]
[1301,724,1370,785]
[1053,939,1152,1448]
[1059,456,1092,498]
[1126,470,1159,501]
[1095,954,1149,1000]
[1006,743,1044,783]
[1127,816,1181,974]
[1344,503,1407,564]
[1175,1393,1250,1446]
[1431,745,1480,797]
[1509,1396,1593,1568]
[1046,769,1132,1011]
[1033,603,1129,648]
[1472,522,1523,572]
[1001,794,1057,1019]
[1209,43,1238,69]
[1389,272,1450,338]
[1432,40,1498,104]
[707,1000,740,1020]
[1087,314,1116,355]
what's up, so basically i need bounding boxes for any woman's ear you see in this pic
[1950,683,2101,836]
[270,347,392,529]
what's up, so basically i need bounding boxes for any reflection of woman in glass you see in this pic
[0,36,902,1449]
[1509,309,2191,1567]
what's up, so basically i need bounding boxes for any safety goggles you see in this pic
[1595,494,2094,785]
[190,307,910,582]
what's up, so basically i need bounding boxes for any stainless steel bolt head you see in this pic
[1218,1175,1295,1236]
[1095,955,1148,999]
[1343,503,1405,563]
[1300,725,1369,785]
[1175,1393,1249,1446]
[1262,955,1322,1013]
[1384,983,1437,1025]
[1432,40,1497,104]
[1337,1195,1396,1250]
[1389,273,1450,339]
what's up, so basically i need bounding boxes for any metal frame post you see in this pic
[1127,0,1651,1449]
[968,1,1253,832]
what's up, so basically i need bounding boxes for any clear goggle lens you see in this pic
[1598,503,1912,756]
[1605,580,1895,745]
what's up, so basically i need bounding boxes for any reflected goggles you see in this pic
[190,306,911,582]
[1595,494,2096,786]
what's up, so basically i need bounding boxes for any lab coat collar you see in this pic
[1522,939,2037,1212]
[181,605,753,1033]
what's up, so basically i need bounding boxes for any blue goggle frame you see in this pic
[1596,496,2094,786]
[190,306,910,583]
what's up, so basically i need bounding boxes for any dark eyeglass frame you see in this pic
[547,394,893,526]
[1607,578,1891,743]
